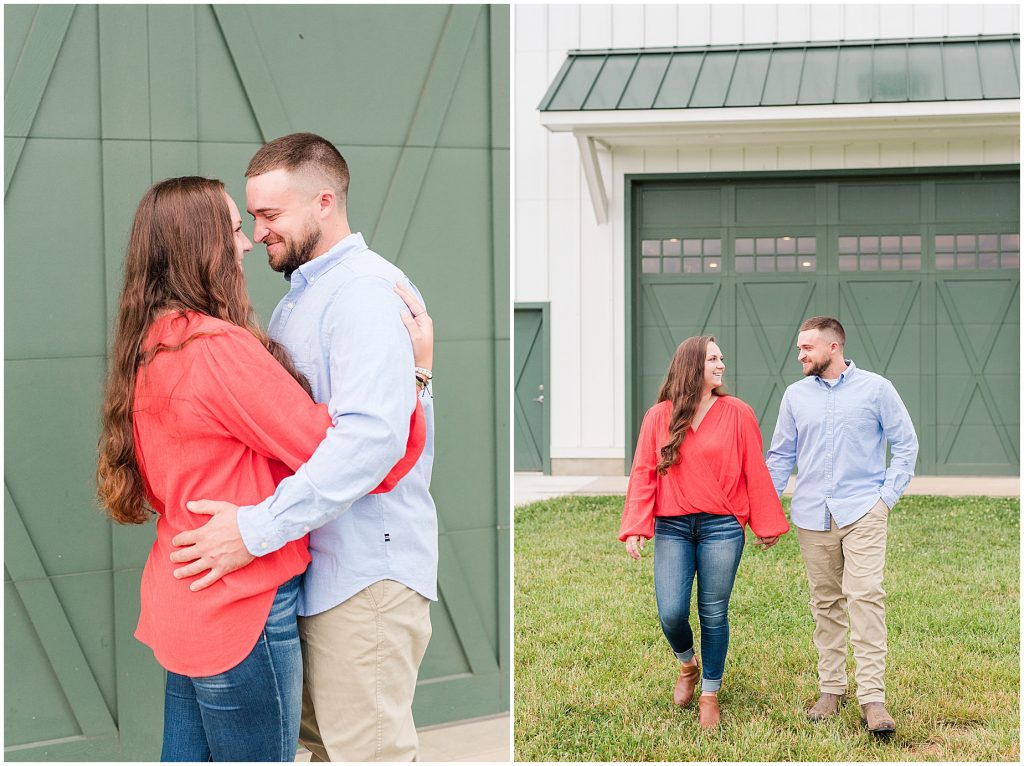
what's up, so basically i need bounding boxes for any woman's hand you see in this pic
[754,535,779,550]
[395,282,433,370]
[625,535,646,560]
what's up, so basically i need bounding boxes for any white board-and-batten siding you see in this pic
[514,4,1021,472]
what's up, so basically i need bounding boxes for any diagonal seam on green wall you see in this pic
[4,484,117,739]
[210,5,290,141]
[4,4,74,195]
[372,5,482,261]
[436,536,499,675]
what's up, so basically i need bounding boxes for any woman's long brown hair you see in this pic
[655,335,726,475]
[96,176,311,524]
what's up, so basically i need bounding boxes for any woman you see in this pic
[620,336,789,729]
[96,176,431,761]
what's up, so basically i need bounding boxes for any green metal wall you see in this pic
[629,170,1019,477]
[4,4,509,760]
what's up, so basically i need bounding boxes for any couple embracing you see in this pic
[621,318,918,734]
[97,133,436,761]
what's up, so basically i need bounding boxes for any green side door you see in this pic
[514,305,550,473]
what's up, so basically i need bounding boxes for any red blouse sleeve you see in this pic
[190,326,424,494]
[369,398,425,494]
[737,402,790,538]
[190,327,333,472]
[619,405,662,541]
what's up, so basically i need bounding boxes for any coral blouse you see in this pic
[619,396,789,541]
[132,311,425,676]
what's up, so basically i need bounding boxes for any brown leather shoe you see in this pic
[672,660,700,707]
[807,692,844,721]
[697,694,720,729]
[860,702,895,736]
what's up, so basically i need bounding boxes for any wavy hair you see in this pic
[655,335,726,475]
[96,176,311,524]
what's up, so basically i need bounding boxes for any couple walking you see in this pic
[97,133,436,761]
[621,317,918,733]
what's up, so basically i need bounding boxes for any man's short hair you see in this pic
[799,316,846,347]
[245,132,350,202]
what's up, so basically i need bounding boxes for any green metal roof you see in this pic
[539,36,1020,111]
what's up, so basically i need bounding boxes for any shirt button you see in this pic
[308,276,315,283]
[287,302,295,309]
[303,525,310,532]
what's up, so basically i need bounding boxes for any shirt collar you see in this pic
[816,359,856,387]
[286,232,367,285]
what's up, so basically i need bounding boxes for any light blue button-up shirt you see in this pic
[236,233,438,616]
[766,361,918,531]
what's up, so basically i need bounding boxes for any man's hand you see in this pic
[624,535,646,560]
[754,535,780,550]
[170,500,255,591]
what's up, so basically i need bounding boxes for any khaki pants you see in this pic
[796,499,889,704]
[298,580,432,762]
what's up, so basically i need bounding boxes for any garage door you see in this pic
[631,170,1019,476]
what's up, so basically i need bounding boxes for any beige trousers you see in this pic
[298,580,432,762]
[796,499,889,704]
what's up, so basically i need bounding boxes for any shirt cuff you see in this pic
[878,486,899,510]
[237,504,288,557]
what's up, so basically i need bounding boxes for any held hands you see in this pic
[169,500,255,591]
[754,535,780,551]
[395,282,433,371]
[625,535,646,560]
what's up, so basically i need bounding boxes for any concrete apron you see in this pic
[514,473,1020,507]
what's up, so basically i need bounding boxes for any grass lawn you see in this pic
[514,495,1019,762]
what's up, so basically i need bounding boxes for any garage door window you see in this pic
[935,233,1019,270]
[642,238,722,273]
[838,235,922,271]
[735,235,816,273]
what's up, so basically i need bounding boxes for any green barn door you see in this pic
[514,305,549,473]
[929,175,1019,475]
[6,5,508,760]
[630,172,1018,477]
[633,181,825,456]
[730,182,827,446]
[830,180,930,471]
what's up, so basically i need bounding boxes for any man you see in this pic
[766,316,918,736]
[169,133,437,761]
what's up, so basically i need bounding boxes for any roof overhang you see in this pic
[540,99,1021,146]
[542,99,1020,225]
[538,36,1020,224]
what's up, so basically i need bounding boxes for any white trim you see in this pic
[540,99,1021,134]
[542,100,1020,150]
[540,100,1019,219]
[576,134,609,224]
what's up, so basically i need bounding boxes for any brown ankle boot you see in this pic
[807,692,844,721]
[698,694,720,728]
[672,660,700,707]
[860,702,895,736]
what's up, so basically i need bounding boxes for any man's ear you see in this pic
[317,189,336,217]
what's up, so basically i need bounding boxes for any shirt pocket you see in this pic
[292,360,321,402]
[845,406,880,437]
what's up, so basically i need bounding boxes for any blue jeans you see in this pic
[654,514,745,693]
[161,576,302,762]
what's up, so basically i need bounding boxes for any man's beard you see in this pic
[270,225,322,278]
[804,358,830,377]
